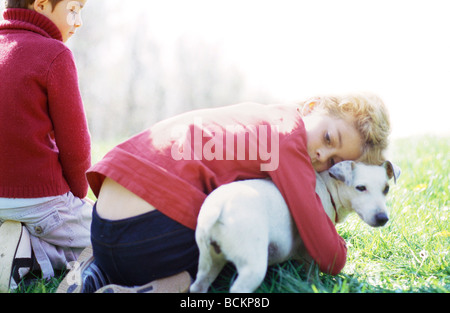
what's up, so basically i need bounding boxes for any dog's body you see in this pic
[190,161,400,293]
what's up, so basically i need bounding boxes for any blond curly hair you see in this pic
[300,92,391,165]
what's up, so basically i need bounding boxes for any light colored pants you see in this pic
[0,192,92,279]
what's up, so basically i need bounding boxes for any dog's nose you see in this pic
[374,213,389,227]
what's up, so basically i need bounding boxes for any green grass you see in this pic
[247,135,449,293]
[204,135,449,293]
[13,135,449,293]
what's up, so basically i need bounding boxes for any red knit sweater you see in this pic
[0,9,91,199]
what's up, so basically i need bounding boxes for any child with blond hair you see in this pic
[59,92,391,293]
[0,0,90,292]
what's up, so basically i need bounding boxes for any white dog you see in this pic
[190,161,401,293]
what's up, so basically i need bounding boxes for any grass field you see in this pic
[209,135,450,293]
[13,135,449,293]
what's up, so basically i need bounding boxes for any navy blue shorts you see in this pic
[90,204,199,287]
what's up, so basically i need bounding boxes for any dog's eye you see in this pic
[356,185,366,192]
[383,185,390,195]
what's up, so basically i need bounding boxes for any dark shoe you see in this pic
[56,246,109,293]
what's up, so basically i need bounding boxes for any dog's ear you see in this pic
[383,161,401,184]
[328,161,355,186]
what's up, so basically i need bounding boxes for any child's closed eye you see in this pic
[325,132,331,144]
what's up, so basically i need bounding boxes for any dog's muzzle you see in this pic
[374,212,389,227]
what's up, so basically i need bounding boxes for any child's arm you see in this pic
[269,128,347,275]
[47,49,91,199]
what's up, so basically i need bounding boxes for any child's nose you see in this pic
[315,148,334,170]
[74,15,83,27]
[317,148,332,163]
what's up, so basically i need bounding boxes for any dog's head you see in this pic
[328,161,401,227]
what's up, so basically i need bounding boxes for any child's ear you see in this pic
[31,0,49,12]
[299,98,320,116]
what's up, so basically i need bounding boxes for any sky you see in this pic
[2,0,450,139]
[119,0,450,139]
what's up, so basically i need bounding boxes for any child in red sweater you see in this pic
[59,93,391,293]
[0,0,90,292]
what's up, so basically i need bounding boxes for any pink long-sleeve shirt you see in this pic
[87,102,347,275]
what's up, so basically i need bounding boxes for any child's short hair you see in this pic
[5,0,63,11]
[301,93,391,165]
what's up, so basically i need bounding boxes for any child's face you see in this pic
[32,0,87,42]
[303,112,363,172]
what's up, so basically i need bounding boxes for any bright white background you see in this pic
[2,0,450,139]
[128,0,450,139]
